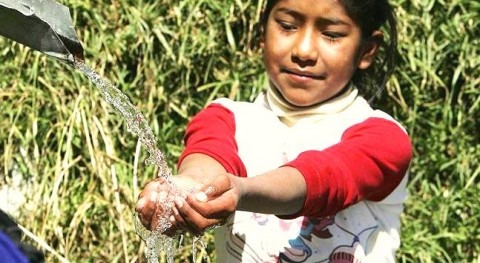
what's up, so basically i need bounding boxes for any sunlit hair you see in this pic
[255,0,398,101]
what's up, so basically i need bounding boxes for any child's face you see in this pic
[262,0,379,107]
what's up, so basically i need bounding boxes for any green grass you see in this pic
[0,0,479,262]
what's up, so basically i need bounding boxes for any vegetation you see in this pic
[0,0,478,262]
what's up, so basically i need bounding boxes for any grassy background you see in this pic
[0,0,479,262]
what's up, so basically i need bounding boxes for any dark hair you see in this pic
[257,0,398,101]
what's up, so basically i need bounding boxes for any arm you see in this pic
[234,166,306,215]
[135,103,244,232]
[176,153,226,185]
[177,117,411,230]
[177,103,247,177]
[170,166,306,235]
[174,102,306,218]
[140,104,412,234]
[282,117,412,218]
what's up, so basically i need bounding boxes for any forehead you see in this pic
[270,0,352,21]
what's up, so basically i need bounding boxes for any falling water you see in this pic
[73,60,178,263]
[73,61,170,176]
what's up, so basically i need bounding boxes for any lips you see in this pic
[282,68,324,80]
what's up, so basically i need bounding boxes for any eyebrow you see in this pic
[273,7,349,26]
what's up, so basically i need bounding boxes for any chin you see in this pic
[285,97,318,108]
[280,90,325,108]
[276,85,326,107]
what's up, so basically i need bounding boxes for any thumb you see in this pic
[194,184,219,203]
[195,174,231,202]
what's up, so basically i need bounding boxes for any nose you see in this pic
[292,29,318,65]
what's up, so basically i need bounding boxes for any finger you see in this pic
[138,177,172,200]
[189,191,236,218]
[137,190,169,230]
[178,197,227,235]
[135,198,152,228]
[196,175,232,202]
[150,201,170,233]
[138,180,161,199]
[145,176,168,188]
[173,198,199,233]
[171,199,187,228]
[173,197,209,236]
[161,214,180,237]
[135,195,159,229]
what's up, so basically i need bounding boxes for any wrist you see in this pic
[177,153,227,185]
[230,174,246,211]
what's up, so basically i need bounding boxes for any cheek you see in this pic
[262,53,276,79]
[263,37,290,66]
[325,48,358,73]
[262,43,279,68]
[263,27,290,59]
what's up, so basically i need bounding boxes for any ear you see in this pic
[358,31,383,69]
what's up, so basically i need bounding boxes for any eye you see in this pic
[276,19,297,31]
[323,31,343,42]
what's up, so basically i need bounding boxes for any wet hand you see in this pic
[171,173,241,236]
[135,177,177,232]
[135,176,202,234]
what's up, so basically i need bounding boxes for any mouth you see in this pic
[282,68,324,80]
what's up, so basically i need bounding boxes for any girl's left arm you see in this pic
[282,117,413,218]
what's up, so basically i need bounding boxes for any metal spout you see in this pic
[0,0,84,64]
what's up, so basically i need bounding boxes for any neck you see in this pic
[264,82,359,126]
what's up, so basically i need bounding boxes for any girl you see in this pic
[136,0,412,262]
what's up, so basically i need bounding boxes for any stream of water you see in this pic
[73,60,179,263]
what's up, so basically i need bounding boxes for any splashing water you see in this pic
[74,61,170,176]
[73,60,179,263]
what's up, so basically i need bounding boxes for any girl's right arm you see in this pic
[135,102,242,233]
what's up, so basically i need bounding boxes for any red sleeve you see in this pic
[177,103,247,177]
[281,117,412,218]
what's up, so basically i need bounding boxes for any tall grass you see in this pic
[0,0,478,262]
[390,1,480,262]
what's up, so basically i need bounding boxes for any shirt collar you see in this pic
[257,82,359,126]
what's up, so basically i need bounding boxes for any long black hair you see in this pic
[256,0,398,101]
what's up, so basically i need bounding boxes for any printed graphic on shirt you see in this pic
[279,215,376,262]
[224,211,377,263]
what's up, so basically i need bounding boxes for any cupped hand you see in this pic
[171,173,241,236]
[135,175,203,235]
